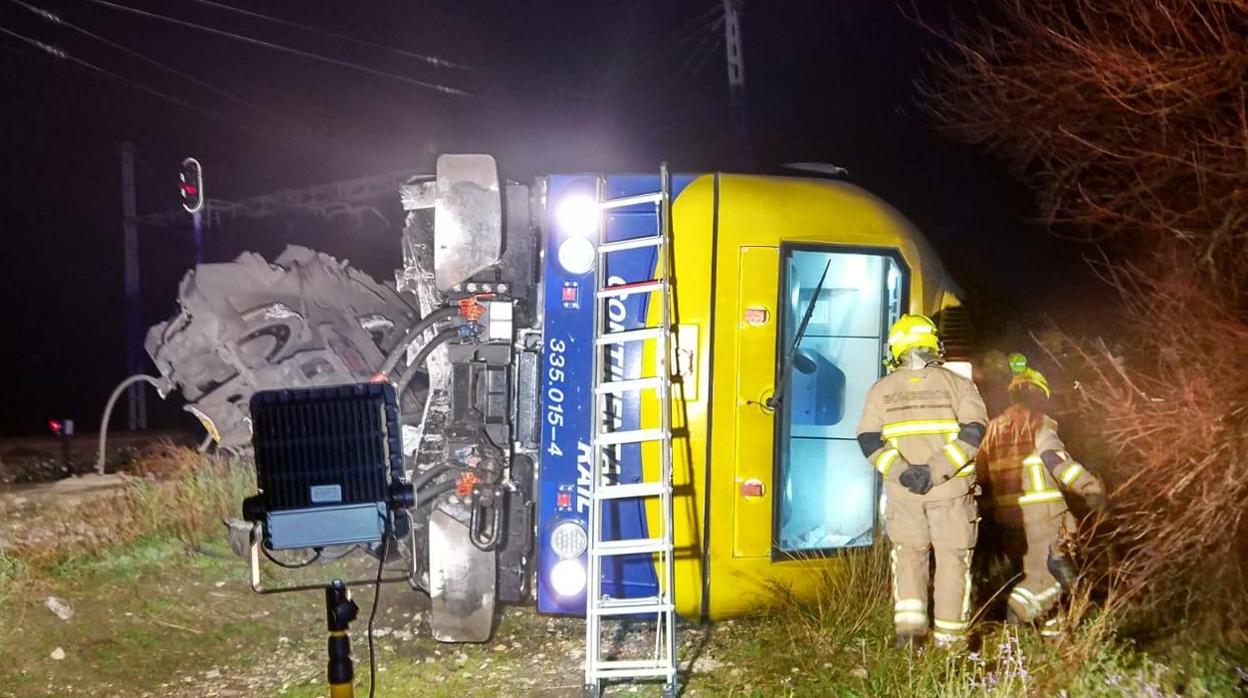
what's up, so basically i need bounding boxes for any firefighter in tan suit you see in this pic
[857,314,989,649]
[978,359,1107,637]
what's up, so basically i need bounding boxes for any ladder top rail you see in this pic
[600,191,663,210]
[585,163,679,697]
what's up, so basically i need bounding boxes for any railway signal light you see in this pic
[48,418,73,437]
[179,157,204,213]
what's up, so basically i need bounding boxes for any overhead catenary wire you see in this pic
[0,22,356,156]
[0,23,231,117]
[83,0,468,96]
[675,17,725,78]
[6,0,357,159]
[595,3,724,87]
[185,0,468,71]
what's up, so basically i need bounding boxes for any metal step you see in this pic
[594,482,667,500]
[592,659,675,678]
[595,327,664,345]
[595,377,664,394]
[599,192,663,210]
[592,537,671,556]
[595,428,668,446]
[598,280,664,298]
[593,595,674,616]
[599,236,663,254]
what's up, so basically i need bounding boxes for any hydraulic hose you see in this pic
[96,374,166,475]
[412,465,454,491]
[415,479,457,508]
[393,327,459,398]
[377,307,459,378]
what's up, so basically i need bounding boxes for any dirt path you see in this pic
[0,474,132,553]
[0,431,198,484]
[0,471,752,697]
[0,533,738,698]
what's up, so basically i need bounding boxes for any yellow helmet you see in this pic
[887,313,942,361]
[1009,367,1051,399]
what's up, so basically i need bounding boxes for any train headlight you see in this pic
[556,195,599,238]
[549,558,587,598]
[551,521,588,559]
[557,237,596,275]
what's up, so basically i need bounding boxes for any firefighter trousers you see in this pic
[996,502,1074,625]
[886,491,978,641]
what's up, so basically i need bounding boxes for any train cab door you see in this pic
[715,242,905,612]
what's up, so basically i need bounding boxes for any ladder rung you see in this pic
[595,327,664,345]
[599,236,663,254]
[592,538,671,556]
[592,660,674,678]
[593,595,674,615]
[599,192,662,210]
[595,428,667,446]
[594,482,667,500]
[598,280,663,298]
[586,167,676,692]
[595,377,664,394]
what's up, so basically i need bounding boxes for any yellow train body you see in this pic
[637,174,962,619]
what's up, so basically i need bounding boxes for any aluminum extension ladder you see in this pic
[584,165,679,698]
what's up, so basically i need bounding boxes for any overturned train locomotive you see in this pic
[145,155,968,641]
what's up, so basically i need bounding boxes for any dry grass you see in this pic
[777,547,892,638]
[729,545,1221,696]
[1,441,253,571]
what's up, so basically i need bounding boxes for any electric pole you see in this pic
[723,0,750,164]
[120,141,146,430]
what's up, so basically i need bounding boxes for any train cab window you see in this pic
[774,247,906,554]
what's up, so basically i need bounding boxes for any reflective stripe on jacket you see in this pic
[857,363,989,500]
[978,404,1103,510]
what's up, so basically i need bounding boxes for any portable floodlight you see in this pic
[242,382,414,550]
[239,382,417,698]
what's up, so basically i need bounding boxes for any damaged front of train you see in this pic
[145,155,542,642]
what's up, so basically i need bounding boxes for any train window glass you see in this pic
[775,248,905,553]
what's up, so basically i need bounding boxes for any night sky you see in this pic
[0,1,1105,436]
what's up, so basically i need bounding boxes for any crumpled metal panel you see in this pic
[144,245,420,448]
[433,154,502,291]
[428,508,496,642]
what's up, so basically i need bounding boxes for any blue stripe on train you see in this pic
[536,174,693,615]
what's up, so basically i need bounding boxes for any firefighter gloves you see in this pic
[899,464,933,495]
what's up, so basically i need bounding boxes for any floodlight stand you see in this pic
[325,580,359,698]
[243,523,416,696]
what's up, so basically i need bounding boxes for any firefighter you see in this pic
[857,313,989,649]
[976,357,1107,637]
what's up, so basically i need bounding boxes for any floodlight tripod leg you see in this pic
[325,580,359,698]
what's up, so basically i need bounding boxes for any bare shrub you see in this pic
[923,0,1248,633]
[1050,257,1248,628]
[922,0,1248,291]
